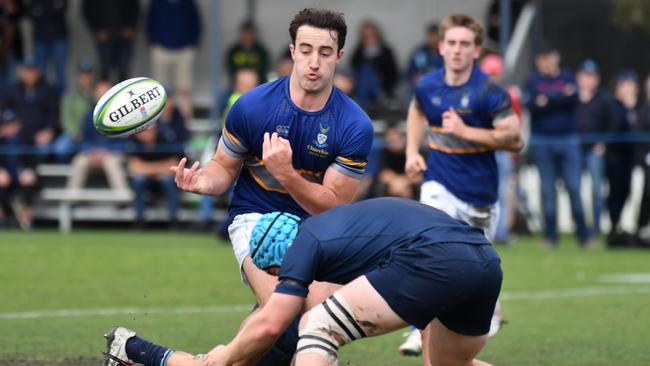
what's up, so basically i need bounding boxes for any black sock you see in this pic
[125,336,173,366]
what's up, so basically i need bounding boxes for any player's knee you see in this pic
[297,294,367,362]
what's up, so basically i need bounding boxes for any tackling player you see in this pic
[402,13,523,357]
[171,7,373,365]
[104,197,501,366]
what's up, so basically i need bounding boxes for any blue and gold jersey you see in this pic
[414,66,512,205]
[220,77,373,217]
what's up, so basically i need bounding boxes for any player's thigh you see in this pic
[427,318,488,366]
[305,281,342,310]
[241,256,278,307]
[328,275,408,337]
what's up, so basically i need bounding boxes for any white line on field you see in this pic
[0,304,252,320]
[2,285,650,320]
[500,285,650,300]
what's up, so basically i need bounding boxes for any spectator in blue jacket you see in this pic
[406,22,444,86]
[147,0,201,119]
[524,46,591,247]
[27,0,67,93]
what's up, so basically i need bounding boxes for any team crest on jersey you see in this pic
[460,93,470,108]
[431,96,442,106]
[315,123,329,148]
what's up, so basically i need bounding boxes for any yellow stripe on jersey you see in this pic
[223,127,244,147]
[335,156,368,168]
[428,143,493,154]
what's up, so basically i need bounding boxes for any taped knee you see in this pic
[296,294,367,361]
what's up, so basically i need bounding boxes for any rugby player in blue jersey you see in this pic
[104,197,501,366]
[402,14,524,357]
[165,7,372,366]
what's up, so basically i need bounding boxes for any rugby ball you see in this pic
[93,77,167,138]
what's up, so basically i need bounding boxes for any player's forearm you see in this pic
[200,159,239,196]
[406,106,427,155]
[279,171,349,214]
[459,125,523,152]
[219,312,282,364]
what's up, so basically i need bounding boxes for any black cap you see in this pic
[77,59,94,73]
[615,69,639,84]
[578,59,599,74]
[537,43,558,56]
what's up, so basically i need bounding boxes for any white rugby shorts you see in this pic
[420,180,498,241]
[228,212,263,284]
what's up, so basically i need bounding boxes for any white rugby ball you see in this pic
[93,77,167,138]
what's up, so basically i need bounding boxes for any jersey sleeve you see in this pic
[331,118,373,179]
[219,98,251,158]
[486,83,514,122]
[275,230,322,298]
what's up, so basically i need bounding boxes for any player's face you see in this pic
[290,25,343,94]
[439,27,480,73]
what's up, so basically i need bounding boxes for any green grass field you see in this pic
[1,230,649,366]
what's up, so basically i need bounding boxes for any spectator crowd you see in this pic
[0,2,649,250]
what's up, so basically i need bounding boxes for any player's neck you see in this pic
[444,66,473,86]
[289,76,333,112]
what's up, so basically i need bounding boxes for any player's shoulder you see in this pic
[331,88,373,131]
[416,68,445,89]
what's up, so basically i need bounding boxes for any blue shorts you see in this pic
[365,242,502,336]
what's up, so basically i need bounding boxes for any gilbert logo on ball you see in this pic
[93,77,167,138]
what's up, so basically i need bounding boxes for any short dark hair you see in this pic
[289,8,347,51]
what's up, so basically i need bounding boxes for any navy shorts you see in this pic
[365,242,502,336]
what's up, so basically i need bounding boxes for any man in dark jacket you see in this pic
[27,0,67,92]
[3,59,59,166]
[524,46,590,247]
[82,0,139,82]
[575,59,615,235]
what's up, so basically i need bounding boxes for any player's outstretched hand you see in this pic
[405,153,427,178]
[170,157,208,194]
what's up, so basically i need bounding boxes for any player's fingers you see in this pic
[175,157,187,184]
[188,161,200,178]
[416,156,427,171]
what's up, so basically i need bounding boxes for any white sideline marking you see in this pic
[0,304,252,320]
[501,285,650,300]
[2,286,650,320]
[598,273,650,284]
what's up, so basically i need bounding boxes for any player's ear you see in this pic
[473,45,482,60]
[336,48,344,64]
[289,44,296,59]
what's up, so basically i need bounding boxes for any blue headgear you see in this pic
[249,212,302,270]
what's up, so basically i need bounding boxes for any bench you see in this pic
[40,188,134,233]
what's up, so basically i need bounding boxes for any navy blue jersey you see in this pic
[414,66,512,205]
[275,197,491,297]
[220,77,374,217]
[524,70,578,136]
